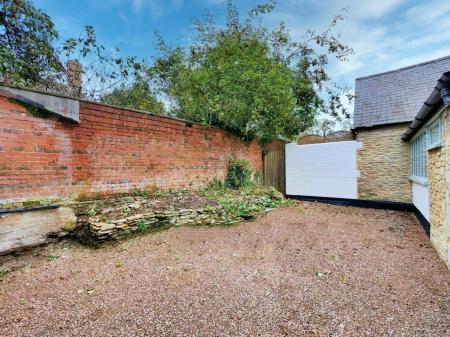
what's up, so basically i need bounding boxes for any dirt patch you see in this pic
[0,202,449,336]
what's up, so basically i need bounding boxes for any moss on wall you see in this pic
[7,98,49,118]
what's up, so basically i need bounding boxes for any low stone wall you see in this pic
[89,207,242,241]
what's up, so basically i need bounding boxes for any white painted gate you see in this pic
[285,141,361,199]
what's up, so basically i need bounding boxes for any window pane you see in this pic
[410,134,428,178]
[430,124,439,144]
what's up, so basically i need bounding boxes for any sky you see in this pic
[34,0,450,112]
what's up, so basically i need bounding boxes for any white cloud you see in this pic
[132,0,144,11]
[51,0,450,97]
[204,0,225,4]
[406,0,450,24]
[280,0,407,22]
[348,0,407,19]
[129,0,183,18]
[265,0,450,88]
[118,11,129,24]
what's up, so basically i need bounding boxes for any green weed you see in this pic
[88,206,98,217]
[137,219,149,232]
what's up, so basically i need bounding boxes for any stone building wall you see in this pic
[427,108,449,267]
[355,124,412,202]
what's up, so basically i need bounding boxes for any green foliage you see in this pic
[100,78,165,114]
[148,0,353,144]
[206,159,291,223]
[130,187,165,198]
[225,158,252,189]
[0,271,8,280]
[312,117,337,136]
[60,25,144,100]
[131,188,149,198]
[206,177,225,190]
[253,171,264,185]
[0,0,63,86]
[211,185,288,222]
[1,0,352,139]
[1,1,144,100]
[46,255,60,261]
[137,220,149,232]
[203,177,291,224]
[88,206,98,217]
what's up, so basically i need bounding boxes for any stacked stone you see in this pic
[89,207,242,240]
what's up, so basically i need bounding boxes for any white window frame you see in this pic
[426,118,442,150]
[409,107,445,185]
[410,131,428,184]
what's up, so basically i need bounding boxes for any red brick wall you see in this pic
[0,95,263,203]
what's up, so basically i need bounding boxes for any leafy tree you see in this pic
[100,78,165,114]
[313,117,337,137]
[149,0,353,145]
[0,0,63,86]
[0,0,143,100]
[338,117,353,131]
[61,25,143,99]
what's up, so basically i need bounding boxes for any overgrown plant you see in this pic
[100,76,165,114]
[1,0,149,102]
[232,189,286,219]
[205,159,292,222]
[148,0,353,144]
[0,0,63,87]
[204,183,290,222]
[225,158,252,189]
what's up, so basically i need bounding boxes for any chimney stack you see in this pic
[67,60,82,96]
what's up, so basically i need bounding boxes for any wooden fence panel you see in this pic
[298,131,354,145]
[264,140,286,194]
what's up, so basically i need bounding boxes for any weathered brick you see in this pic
[0,97,263,203]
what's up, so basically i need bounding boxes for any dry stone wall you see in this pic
[89,207,241,241]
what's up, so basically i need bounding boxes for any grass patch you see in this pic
[0,271,9,280]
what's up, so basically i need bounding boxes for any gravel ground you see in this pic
[0,201,449,337]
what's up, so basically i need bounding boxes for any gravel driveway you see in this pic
[0,201,449,337]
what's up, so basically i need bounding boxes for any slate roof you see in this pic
[353,56,450,128]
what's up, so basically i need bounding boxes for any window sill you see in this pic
[410,176,428,186]
[427,142,442,151]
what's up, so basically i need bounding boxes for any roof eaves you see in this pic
[402,71,450,141]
